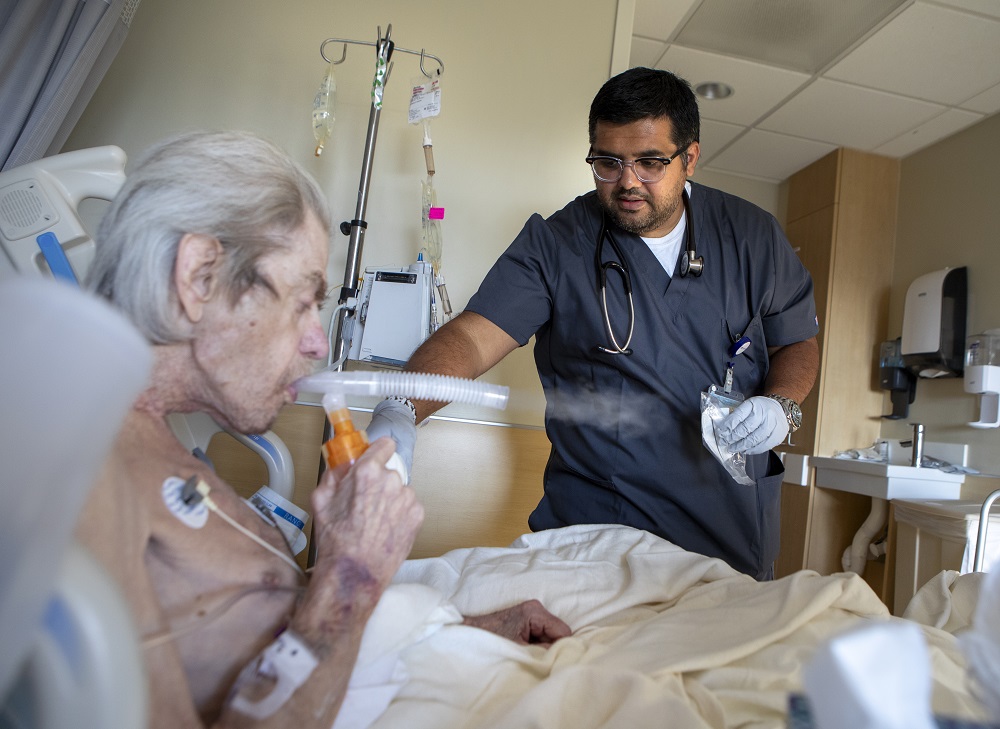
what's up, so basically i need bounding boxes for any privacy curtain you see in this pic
[0,0,138,171]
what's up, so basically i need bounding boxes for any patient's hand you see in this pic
[463,600,571,646]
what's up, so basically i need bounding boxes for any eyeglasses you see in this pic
[585,148,687,183]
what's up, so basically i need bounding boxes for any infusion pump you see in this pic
[344,260,437,368]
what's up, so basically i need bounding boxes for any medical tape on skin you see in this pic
[229,630,319,720]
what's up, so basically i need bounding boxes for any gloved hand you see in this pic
[716,396,789,455]
[366,397,417,482]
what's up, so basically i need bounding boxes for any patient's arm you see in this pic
[216,437,424,728]
[463,600,572,645]
[79,414,423,729]
[79,412,560,727]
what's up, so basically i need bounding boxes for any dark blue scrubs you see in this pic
[466,182,819,579]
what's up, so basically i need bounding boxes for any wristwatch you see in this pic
[766,394,802,433]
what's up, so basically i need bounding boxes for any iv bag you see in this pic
[312,62,336,157]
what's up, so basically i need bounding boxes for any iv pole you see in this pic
[309,25,443,567]
[320,25,444,367]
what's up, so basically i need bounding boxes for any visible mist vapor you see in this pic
[545,387,662,431]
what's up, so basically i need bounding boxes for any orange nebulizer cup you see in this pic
[322,393,368,470]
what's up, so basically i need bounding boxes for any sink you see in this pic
[811,457,965,500]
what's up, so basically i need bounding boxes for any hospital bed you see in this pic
[313,520,995,729]
[0,278,151,729]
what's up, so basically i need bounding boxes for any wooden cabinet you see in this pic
[775,148,900,587]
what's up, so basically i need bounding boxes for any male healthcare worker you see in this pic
[368,67,819,580]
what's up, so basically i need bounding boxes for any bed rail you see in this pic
[973,489,1000,572]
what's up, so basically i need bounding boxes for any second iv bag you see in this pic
[313,62,337,157]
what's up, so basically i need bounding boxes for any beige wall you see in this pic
[65,0,619,427]
[65,0,783,428]
[881,112,1000,480]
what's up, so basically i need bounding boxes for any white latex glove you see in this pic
[366,398,417,482]
[716,396,789,455]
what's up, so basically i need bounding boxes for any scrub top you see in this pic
[466,182,819,579]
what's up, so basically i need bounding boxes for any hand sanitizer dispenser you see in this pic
[965,330,1000,428]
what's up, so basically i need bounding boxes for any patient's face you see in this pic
[193,209,329,433]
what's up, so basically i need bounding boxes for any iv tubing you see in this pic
[295,369,509,410]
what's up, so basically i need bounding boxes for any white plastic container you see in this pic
[893,498,1000,615]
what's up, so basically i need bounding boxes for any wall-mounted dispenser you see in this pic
[900,266,967,378]
[879,338,916,419]
[965,330,1000,428]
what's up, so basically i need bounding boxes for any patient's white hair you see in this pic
[87,130,331,344]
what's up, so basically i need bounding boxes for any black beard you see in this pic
[598,192,676,237]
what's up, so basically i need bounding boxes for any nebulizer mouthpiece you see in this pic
[320,390,371,469]
[297,370,509,479]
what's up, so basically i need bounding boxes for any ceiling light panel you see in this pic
[674,0,907,73]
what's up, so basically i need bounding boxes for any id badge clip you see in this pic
[722,335,752,396]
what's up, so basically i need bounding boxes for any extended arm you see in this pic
[405,310,520,423]
[764,336,819,403]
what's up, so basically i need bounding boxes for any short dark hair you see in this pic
[588,67,700,151]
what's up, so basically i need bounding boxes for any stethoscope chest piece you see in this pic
[679,249,704,277]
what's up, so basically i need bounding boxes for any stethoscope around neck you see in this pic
[596,189,704,356]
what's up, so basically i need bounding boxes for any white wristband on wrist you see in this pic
[229,629,319,720]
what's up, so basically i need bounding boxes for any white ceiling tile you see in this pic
[698,119,745,164]
[626,0,1000,185]
[931,0,1000,19]
[633,0,699,42]
[961,82,1000,114]
[873,107,985,157]
[629,36,668,69]
[672,0,907,74]
[758,79,946,149]
[824,2,1000,105]
[706,129,837,182]
[656,46,810,126]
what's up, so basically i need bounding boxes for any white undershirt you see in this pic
[640,182,691,278]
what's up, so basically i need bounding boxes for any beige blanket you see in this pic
[339,525,986,729]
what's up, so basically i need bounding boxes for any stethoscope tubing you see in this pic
[595,190,701,355]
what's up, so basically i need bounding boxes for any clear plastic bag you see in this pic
[701,385,754,486]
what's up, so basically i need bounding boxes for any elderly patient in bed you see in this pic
[75,130,570,729]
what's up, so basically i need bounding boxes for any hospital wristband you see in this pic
[229,629,319,719]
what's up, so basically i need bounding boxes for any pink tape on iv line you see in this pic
[428,207,445,220]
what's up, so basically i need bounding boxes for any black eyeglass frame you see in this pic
[585,147,688,183]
